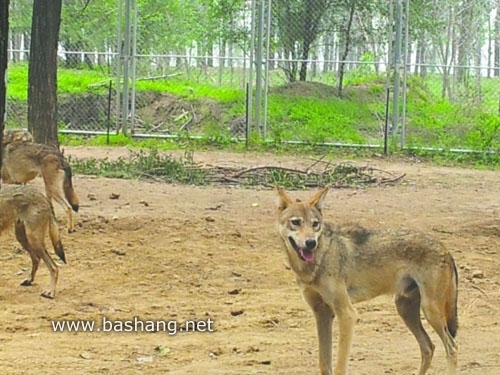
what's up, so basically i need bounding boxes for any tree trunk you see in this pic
[298,1,313,81]
[28,0,62,148]
[323,34,331,73]
[23,31,30,60]
[474,32,482,104]
[10,33,22,62]
[416,35,427,78]
[0,0,9,165]
[337,3,355,98]
[440,5,455,102]
[456,3,473,86]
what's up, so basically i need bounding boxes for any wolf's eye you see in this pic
[312,220,320,230]
[290,219,301,227]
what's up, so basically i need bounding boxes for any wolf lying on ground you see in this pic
[276,186,458,375]
[2,129,79,232]
[0,184,66,299]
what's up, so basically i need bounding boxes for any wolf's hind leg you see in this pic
[15,221,40,286]
[23,224,59,299]
[395,280,435,375]
[420,293,458,375]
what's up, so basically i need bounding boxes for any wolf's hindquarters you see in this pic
[419,255,458,375]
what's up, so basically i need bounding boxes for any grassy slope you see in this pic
[6,64,500,154]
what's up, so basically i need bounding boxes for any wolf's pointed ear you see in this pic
[308,186,329,212]
[276,186,293,212]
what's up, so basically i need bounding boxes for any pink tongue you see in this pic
[300,249,314,262]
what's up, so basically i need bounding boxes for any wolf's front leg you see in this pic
[303,289,335,375]
[333,293,356,375]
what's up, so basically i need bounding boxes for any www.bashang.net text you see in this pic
[51,316,214,335]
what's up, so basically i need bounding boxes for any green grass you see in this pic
[400,75,500,151]
[267,96,367,144]
[6,64,29,100]
[7,64,111,100]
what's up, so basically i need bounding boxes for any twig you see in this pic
[137,172,164,183]
[378,173,406,185]
[305,155,327,172]
[366,166,399,176]
[231,165,308,178]
[178,116,193,132]
[471,284,488,296]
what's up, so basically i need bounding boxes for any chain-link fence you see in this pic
[5,0,500,151]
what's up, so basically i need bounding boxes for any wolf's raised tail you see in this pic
[62,164,79,213]
[446,257,459,338]
[48,202,66,264]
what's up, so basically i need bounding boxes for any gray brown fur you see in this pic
[0,184,66,298]
[276,187,458,375]
[3,129,34,144]
[1,132,79,232]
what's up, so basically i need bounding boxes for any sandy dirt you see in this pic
[0,146,499,374]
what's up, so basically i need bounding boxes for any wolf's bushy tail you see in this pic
[446,257,459,338]
[48,203,66,264]
[63,164,79,213]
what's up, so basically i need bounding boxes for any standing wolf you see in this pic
[0,184,66,298]
[2,130,79,232]
[276,187,458,375]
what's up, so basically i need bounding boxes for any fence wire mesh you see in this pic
[5,0,500,151]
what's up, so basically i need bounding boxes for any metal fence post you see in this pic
[121,0,131,136]
[392,0,403,138]
[255,0,265,136]
[400,0,410,148]
[247,0,256,138]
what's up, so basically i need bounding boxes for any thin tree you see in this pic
[27,0,62,148]
[274,0,335,82]
[0,0,9,168]
[337,2,356,98]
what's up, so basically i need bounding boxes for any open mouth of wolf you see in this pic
[288,237,315,263]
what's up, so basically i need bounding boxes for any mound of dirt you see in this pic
[134,92,229,135]
[58,91,232,135]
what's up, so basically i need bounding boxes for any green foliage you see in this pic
[404,148,500,168]
[264,163,374,190]
[60,0,118,53]
[466,114,500,150]
[69,148,208,184]
[404,78,500,152]
[87,133,135,146]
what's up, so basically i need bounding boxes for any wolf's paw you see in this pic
[20,279,33,286]
[40,290,55,299]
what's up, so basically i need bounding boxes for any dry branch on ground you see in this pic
[195,158,406,189]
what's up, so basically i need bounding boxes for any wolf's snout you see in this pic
[305,239,317,250]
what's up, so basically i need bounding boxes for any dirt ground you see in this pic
[0,147,499,375]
